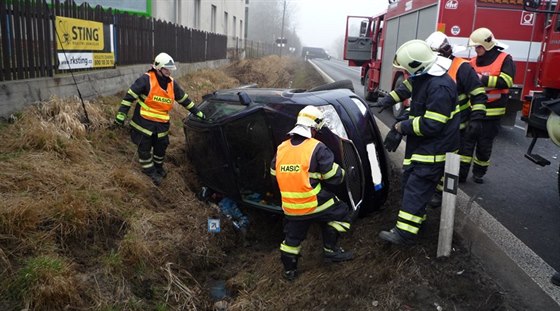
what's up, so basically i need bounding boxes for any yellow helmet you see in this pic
[393,40,437,76]
[546,112,560,147]
[468,28,497,51]
[295,105,325,130]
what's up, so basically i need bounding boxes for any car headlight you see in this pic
[317,105,349,139]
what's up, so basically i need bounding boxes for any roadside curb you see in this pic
[375,116,560,309]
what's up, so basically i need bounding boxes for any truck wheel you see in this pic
[363,70,378,102]
[392,75,408,118]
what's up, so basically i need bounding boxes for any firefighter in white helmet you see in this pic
[270,105,353,281]
[424,31,488,206]
[378,40,459,245]
[462,27,515,184]
[114,52,205,186]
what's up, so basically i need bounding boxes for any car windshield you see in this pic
[199,100,246,121]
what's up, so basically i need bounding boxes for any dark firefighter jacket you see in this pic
[399,73,460,166]
[471,47,516,120]
[382,57,487,129]
[117,69,203,138]
[270,135,345,219]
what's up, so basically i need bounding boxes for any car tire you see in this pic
[308,79,354,92]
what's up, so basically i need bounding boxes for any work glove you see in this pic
[383,125,403,152]
[115,112,126,126]
[466,119,483,137]
[195,111,206,120]
[371,96,394,113]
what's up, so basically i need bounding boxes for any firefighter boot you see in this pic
[552,272,560,286]
[427,191,442,208]
[154,163,167,178]
[280,253,299,281]
[142,167,163,186]
[378,228,415,246]
[323,227,353,263]
[324,246,354,263]
[472,174,484,184]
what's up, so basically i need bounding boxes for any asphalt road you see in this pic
[311,58,560,271]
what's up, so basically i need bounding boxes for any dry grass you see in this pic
[0,56,518,310]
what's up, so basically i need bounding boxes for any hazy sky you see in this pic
[294,0,386,51]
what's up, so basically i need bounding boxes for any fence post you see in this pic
[437,152,460,258]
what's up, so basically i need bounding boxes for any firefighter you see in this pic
[376,32,487,207]
[114,52,205,185]
[425,31,488,206]
[378,40,459,245]
[553,272,560,286]
[462,28,516,184]
[270,105,353,281]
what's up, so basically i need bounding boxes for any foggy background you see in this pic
[247,0,385,59]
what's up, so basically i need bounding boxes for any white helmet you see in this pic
[153,52,177,70]
[393,40,437,76]
[468,28,503,51]
[426,31,453,57]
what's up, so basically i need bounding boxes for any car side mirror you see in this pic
[238,91,252,105]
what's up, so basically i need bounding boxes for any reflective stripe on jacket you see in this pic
[139,71,175,123]
[275,138,331,216]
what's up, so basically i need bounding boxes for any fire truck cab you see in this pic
[344,0,547,125]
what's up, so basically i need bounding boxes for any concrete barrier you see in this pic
[0,59,229,118]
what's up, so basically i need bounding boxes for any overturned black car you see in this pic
[183,80,390,216]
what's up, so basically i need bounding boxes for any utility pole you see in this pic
[279,0,286,58]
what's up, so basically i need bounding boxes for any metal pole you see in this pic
[280,0,286,58]
[437,152,460,258]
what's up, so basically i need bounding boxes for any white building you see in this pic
[73,0,248,50]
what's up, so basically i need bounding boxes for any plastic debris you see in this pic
[218,197,249,231]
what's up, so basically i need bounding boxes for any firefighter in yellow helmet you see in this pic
[114,52,205,185]
[270,105,353,281]
[462,27,516,184]
[378,40,459,245]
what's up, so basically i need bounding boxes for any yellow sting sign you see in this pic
[56,16,104,51]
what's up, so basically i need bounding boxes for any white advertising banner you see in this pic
[57,52,115,70]
[57,52,94,70]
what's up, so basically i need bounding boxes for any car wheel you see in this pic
[308,79,354,92]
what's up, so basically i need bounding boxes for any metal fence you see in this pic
[0,0,229,82]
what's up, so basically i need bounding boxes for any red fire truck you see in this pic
[522,0,560,195]
[343,0,547,123]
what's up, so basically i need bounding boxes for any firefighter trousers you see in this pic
[396,163,444,238]
[459,119,500,179]
[282,200,351,252]
[131,128,169,172]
